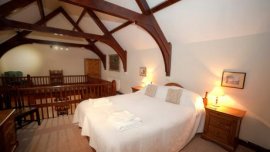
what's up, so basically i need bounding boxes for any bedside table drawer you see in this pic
[208,125,229,144]
[209,113,232,130]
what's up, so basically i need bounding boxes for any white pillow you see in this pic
[180,89,202,109]
[144,85,158,97]
[155,85,182,100]
[156,86,202,109]
[165,88,183,104]
[139,85,202,109]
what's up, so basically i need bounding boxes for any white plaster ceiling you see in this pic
[105,0,142,13]
[0,0,165,53]
[6,1,40,24]
[78,13,104,35]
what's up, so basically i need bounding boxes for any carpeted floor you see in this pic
[16,115,254,152]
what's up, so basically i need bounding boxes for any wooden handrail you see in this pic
[0,77,116,119]
[0,75,105,87]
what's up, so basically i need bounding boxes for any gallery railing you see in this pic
[0,78,116,119]
[0,74,103,87]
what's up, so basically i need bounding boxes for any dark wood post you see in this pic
[111,80,116,96]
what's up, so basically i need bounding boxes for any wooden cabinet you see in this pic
[131,86,143,92]
[84,59,101,79]
[202,106,245,151]
[0,109,17,152]
[49,70,63,85]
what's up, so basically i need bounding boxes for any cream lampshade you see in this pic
[141,77,152,87]
[211,86,224,107]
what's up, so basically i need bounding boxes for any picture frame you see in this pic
[109,54,120,71]
[139,67,147,76]
[221,71,246,89]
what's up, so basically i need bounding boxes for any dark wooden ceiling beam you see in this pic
[72,9,86,31]
[0,0,36,17]
[0,36,26,58]
[86,9,127,71]
[151,0,181,13]
[0,7,106,63]
[110,21,133,34]
[135,0,172,75]
[93,0,181,35]
[36,0,45,19]
[135,0,151,15]
[0,6,64,58]
[59,7,83,33]
[60,0,140,21]
[22,38,108,62]
[10,7,65,40]
[60,0,172,75]
[59,7,106,69]
[86,10,108,34]
[36,7,62,25]
[0,18,109,42]
[22,37,89,47]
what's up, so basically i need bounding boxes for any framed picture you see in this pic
[109,54,120,71]
[139,67,147,76]
[221,71,246,89]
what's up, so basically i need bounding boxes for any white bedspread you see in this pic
[73,93,205,152]
[108,110,142,131]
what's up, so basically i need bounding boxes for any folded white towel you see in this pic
[108,110,142,131]
[92,98,112,108]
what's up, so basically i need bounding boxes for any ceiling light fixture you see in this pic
[50,45,69,51]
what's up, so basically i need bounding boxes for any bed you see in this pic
[73,83,206,152]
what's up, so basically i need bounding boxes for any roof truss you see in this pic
[0,0,181,76]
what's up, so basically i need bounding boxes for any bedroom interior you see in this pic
[0,0,269,152]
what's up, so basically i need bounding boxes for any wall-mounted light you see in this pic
[140,67,154,87]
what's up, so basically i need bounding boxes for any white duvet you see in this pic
[73,91,205,152]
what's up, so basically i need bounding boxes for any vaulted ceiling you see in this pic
[0,0,181,76]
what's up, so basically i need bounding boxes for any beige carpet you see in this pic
[16,115,254,152]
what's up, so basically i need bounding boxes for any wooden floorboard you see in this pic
[16,115,254,152]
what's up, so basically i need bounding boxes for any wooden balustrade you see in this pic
[0,75,101,87]
[0,78,116,119]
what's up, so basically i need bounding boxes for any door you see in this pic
[84,59,101,79]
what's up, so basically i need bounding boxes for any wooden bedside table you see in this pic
[202,105,246,151]
[131,86,143,92]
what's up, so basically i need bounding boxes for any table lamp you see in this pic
[212,86,224,107]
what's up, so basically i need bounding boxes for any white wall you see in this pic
[100,0,270,149]
[0,44,98,76]
[0,0,269,149]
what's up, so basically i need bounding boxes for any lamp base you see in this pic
[210,103,220,110]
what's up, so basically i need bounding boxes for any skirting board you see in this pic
[239,139,269,152]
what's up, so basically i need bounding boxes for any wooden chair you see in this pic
[13,91,41,129]
[49,70,63,85]
[14,107,41,129]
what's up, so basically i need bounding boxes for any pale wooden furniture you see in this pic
[202,105,246,151]
[84,59,101,79]
[131,85,143,92]
[0,109,17,152]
